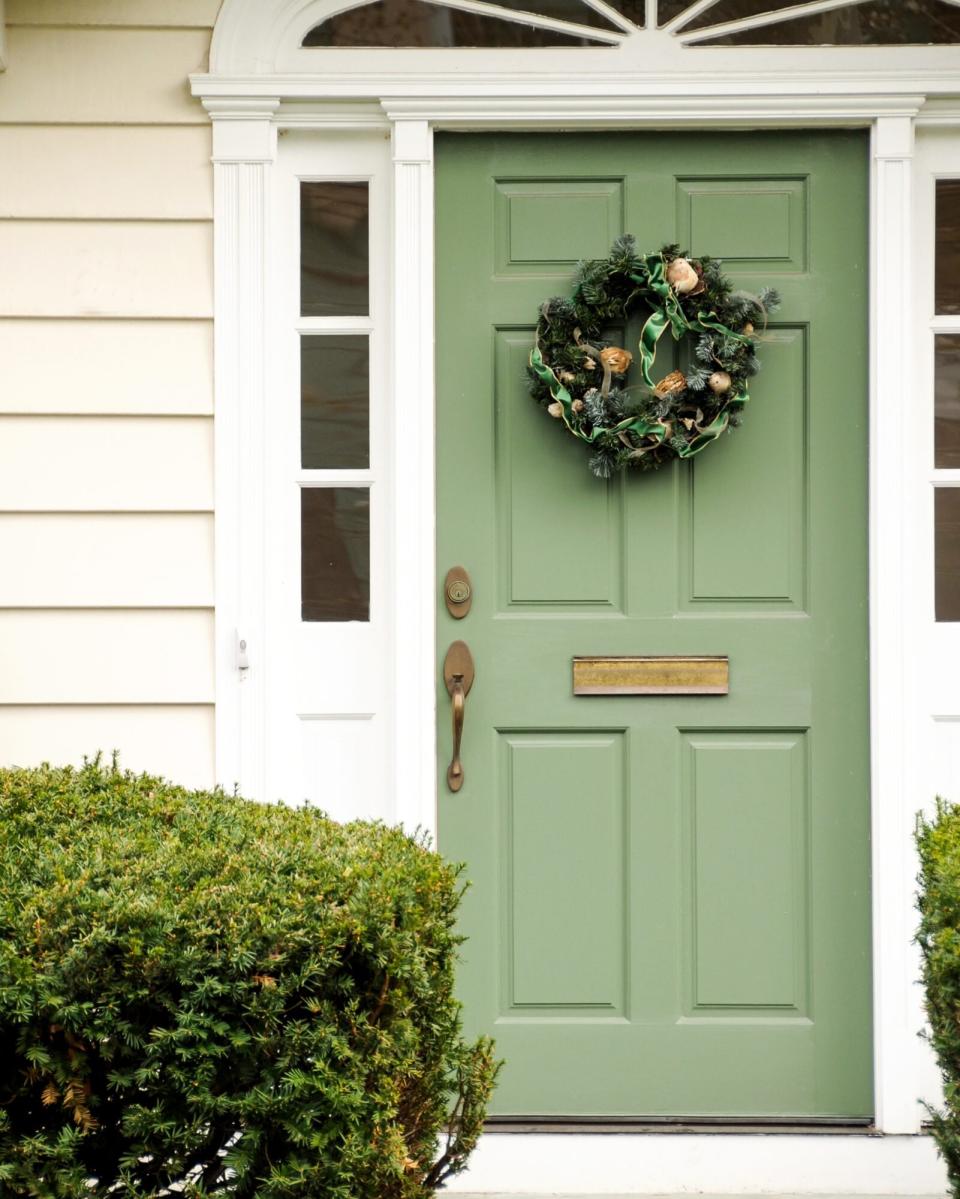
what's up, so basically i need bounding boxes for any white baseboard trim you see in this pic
[442,1133,947,1195]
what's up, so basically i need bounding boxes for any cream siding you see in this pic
[0,127,214,218]
[0,1,219,787]
[0,223,213,317]
[0,321,213,414]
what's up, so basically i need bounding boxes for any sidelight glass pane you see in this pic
[936,489,960,622]
[695,0,960,44]
[302,0,613,46]
[301,336,369,469]
[301,182,369,318]
[936,336,960,469]
[937,181,960,316]
[302,487,370,622]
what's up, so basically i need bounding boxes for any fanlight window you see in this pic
[302,0,960,47]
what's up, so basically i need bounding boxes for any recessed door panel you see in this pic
[500,731,627,1013]
[684,326,807,607]
[683,731,809,1013]
[496,332,625,609]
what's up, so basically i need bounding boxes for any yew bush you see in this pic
[917,797,960,1195]
[0,758,497,1197]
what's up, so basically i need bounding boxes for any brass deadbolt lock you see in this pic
[444,567,473,618]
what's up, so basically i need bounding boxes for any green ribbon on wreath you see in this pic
[529,346,671,451]
[530,341,747,462]
[529,241,780,476]
[626,255,753,391]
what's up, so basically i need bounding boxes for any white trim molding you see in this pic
[194,0,960,1188]
[391,117,437,838]
[869,113,924,1138]
[209,100,279,801]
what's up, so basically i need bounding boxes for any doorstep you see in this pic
[441,1132,948,1195]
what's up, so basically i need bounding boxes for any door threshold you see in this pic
[484,1117,876,1134]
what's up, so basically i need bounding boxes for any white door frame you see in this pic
[192,4,960,1185]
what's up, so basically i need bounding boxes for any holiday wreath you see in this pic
[528,236,780,478]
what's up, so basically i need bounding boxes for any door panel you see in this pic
[436,131,871,1118]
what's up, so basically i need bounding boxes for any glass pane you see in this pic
[483,0,623,28]
[683,0,800,29]
[936,488,960,621]
[696,0,960,44]
[603,0,645,26]
[937,181,960,316]
[302,488,370,622]
[301,182,369,318]
[937,336,960,469]
[301,336,369,470]
[302,0,613,46]
[657,0,689,23]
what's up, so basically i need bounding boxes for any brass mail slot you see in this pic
[573,656,729,696]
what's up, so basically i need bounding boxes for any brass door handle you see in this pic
[443,640,475,792]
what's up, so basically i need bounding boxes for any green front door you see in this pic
[436,131,871,1119]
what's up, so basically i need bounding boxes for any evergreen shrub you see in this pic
[917,798,960,1194]
[0,758,498,1197]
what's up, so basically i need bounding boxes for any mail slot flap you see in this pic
[573,656,729,696]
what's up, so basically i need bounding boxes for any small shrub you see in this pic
[0,758,498,1197]
[917,797,960,1193]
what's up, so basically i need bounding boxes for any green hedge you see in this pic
[0,758,498,1197]
[917,797,960,1192]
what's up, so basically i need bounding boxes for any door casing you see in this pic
[194,0,959,1147]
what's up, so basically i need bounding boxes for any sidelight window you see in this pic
[299,181,373,622]
[935,181,960,620]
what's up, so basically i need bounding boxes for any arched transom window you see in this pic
[301,0,960,49]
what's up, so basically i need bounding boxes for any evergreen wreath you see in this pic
[528,236,781,478]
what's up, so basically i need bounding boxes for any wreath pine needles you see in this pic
[528,235,780,478]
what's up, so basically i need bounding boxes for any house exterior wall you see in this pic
[0,0,221,788]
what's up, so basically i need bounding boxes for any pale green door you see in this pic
[436,131,871,1119]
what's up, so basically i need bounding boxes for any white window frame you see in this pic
[193,2,960,1187]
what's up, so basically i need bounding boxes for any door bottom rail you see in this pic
[483,1116,876,1134]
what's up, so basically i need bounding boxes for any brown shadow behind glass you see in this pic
[301,181,369,317]
[301,336,370,469]
[689,0,960,43]
[936,335,960,470]
[937,181,960,316]
[302,488,370,622]
[936,489,960,622]
[302,0,618,46]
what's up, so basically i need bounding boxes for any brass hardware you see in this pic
[444,566,473,618]
[573,655,729,696]
[443,640,475,792]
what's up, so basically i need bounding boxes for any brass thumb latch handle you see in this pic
[443,640,475,793]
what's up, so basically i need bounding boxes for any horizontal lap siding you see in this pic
[0,707,215,791]
[0,321,213,414]
[0,3,219,787]
[0,223,213,317]
[0,514,214,606]
[0,127,213,218]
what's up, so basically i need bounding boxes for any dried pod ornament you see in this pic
[666,257,702,296]
[654,370,687,398]
[599,346,633,374]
